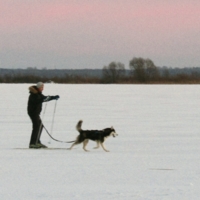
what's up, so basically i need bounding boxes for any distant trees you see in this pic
[102,62,125,83]
[129,57,160,82]
[1,57,200,84]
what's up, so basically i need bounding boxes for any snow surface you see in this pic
[1,84,200,200]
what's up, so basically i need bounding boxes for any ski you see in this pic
[14,148,70,150]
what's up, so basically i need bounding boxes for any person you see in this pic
[27,82,60,149]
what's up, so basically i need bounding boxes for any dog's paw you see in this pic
[83,148,89,152]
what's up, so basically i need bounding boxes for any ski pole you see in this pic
[48,99,57,144]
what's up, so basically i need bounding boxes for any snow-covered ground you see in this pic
[1,84,200,200]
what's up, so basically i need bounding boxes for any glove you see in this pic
[53,95,60,100]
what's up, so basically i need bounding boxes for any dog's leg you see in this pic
[100,142,109,152]
[68,136,80,150]
[83,139,89,152]
[94,141,100,149]
[68,142,77,150]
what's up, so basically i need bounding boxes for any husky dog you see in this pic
[68,120,118,152]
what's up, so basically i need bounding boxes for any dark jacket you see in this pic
[27,86,54,116]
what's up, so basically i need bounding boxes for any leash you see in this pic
[40,99,75,144]
[43,124,75,143]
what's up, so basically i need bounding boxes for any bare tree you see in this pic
[102,62,125,83]
[145,59,160,80]
[129,57,146,82]
[129,57,159,82]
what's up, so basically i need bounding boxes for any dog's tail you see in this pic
[76,120,83,132]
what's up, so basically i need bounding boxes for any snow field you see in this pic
[1,84,200,199]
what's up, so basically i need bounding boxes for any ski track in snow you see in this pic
[1,84,200,199]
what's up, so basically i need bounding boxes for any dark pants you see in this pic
[29,114,43,145]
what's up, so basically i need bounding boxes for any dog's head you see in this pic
[110,126,118,137]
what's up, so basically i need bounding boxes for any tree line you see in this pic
[1,57,200,84]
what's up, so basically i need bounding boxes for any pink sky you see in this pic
[0,0,200,69]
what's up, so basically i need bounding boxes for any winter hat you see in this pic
[36,82,44,88]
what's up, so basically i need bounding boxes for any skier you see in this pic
[27,82,59,149]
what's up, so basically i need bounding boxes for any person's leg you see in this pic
[37,118,43,144]
[36,117,47,148]
[29,115,42,145]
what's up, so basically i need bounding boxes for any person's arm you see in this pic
[42,95,60,102]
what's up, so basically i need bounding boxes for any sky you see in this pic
[0,0,200,69]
